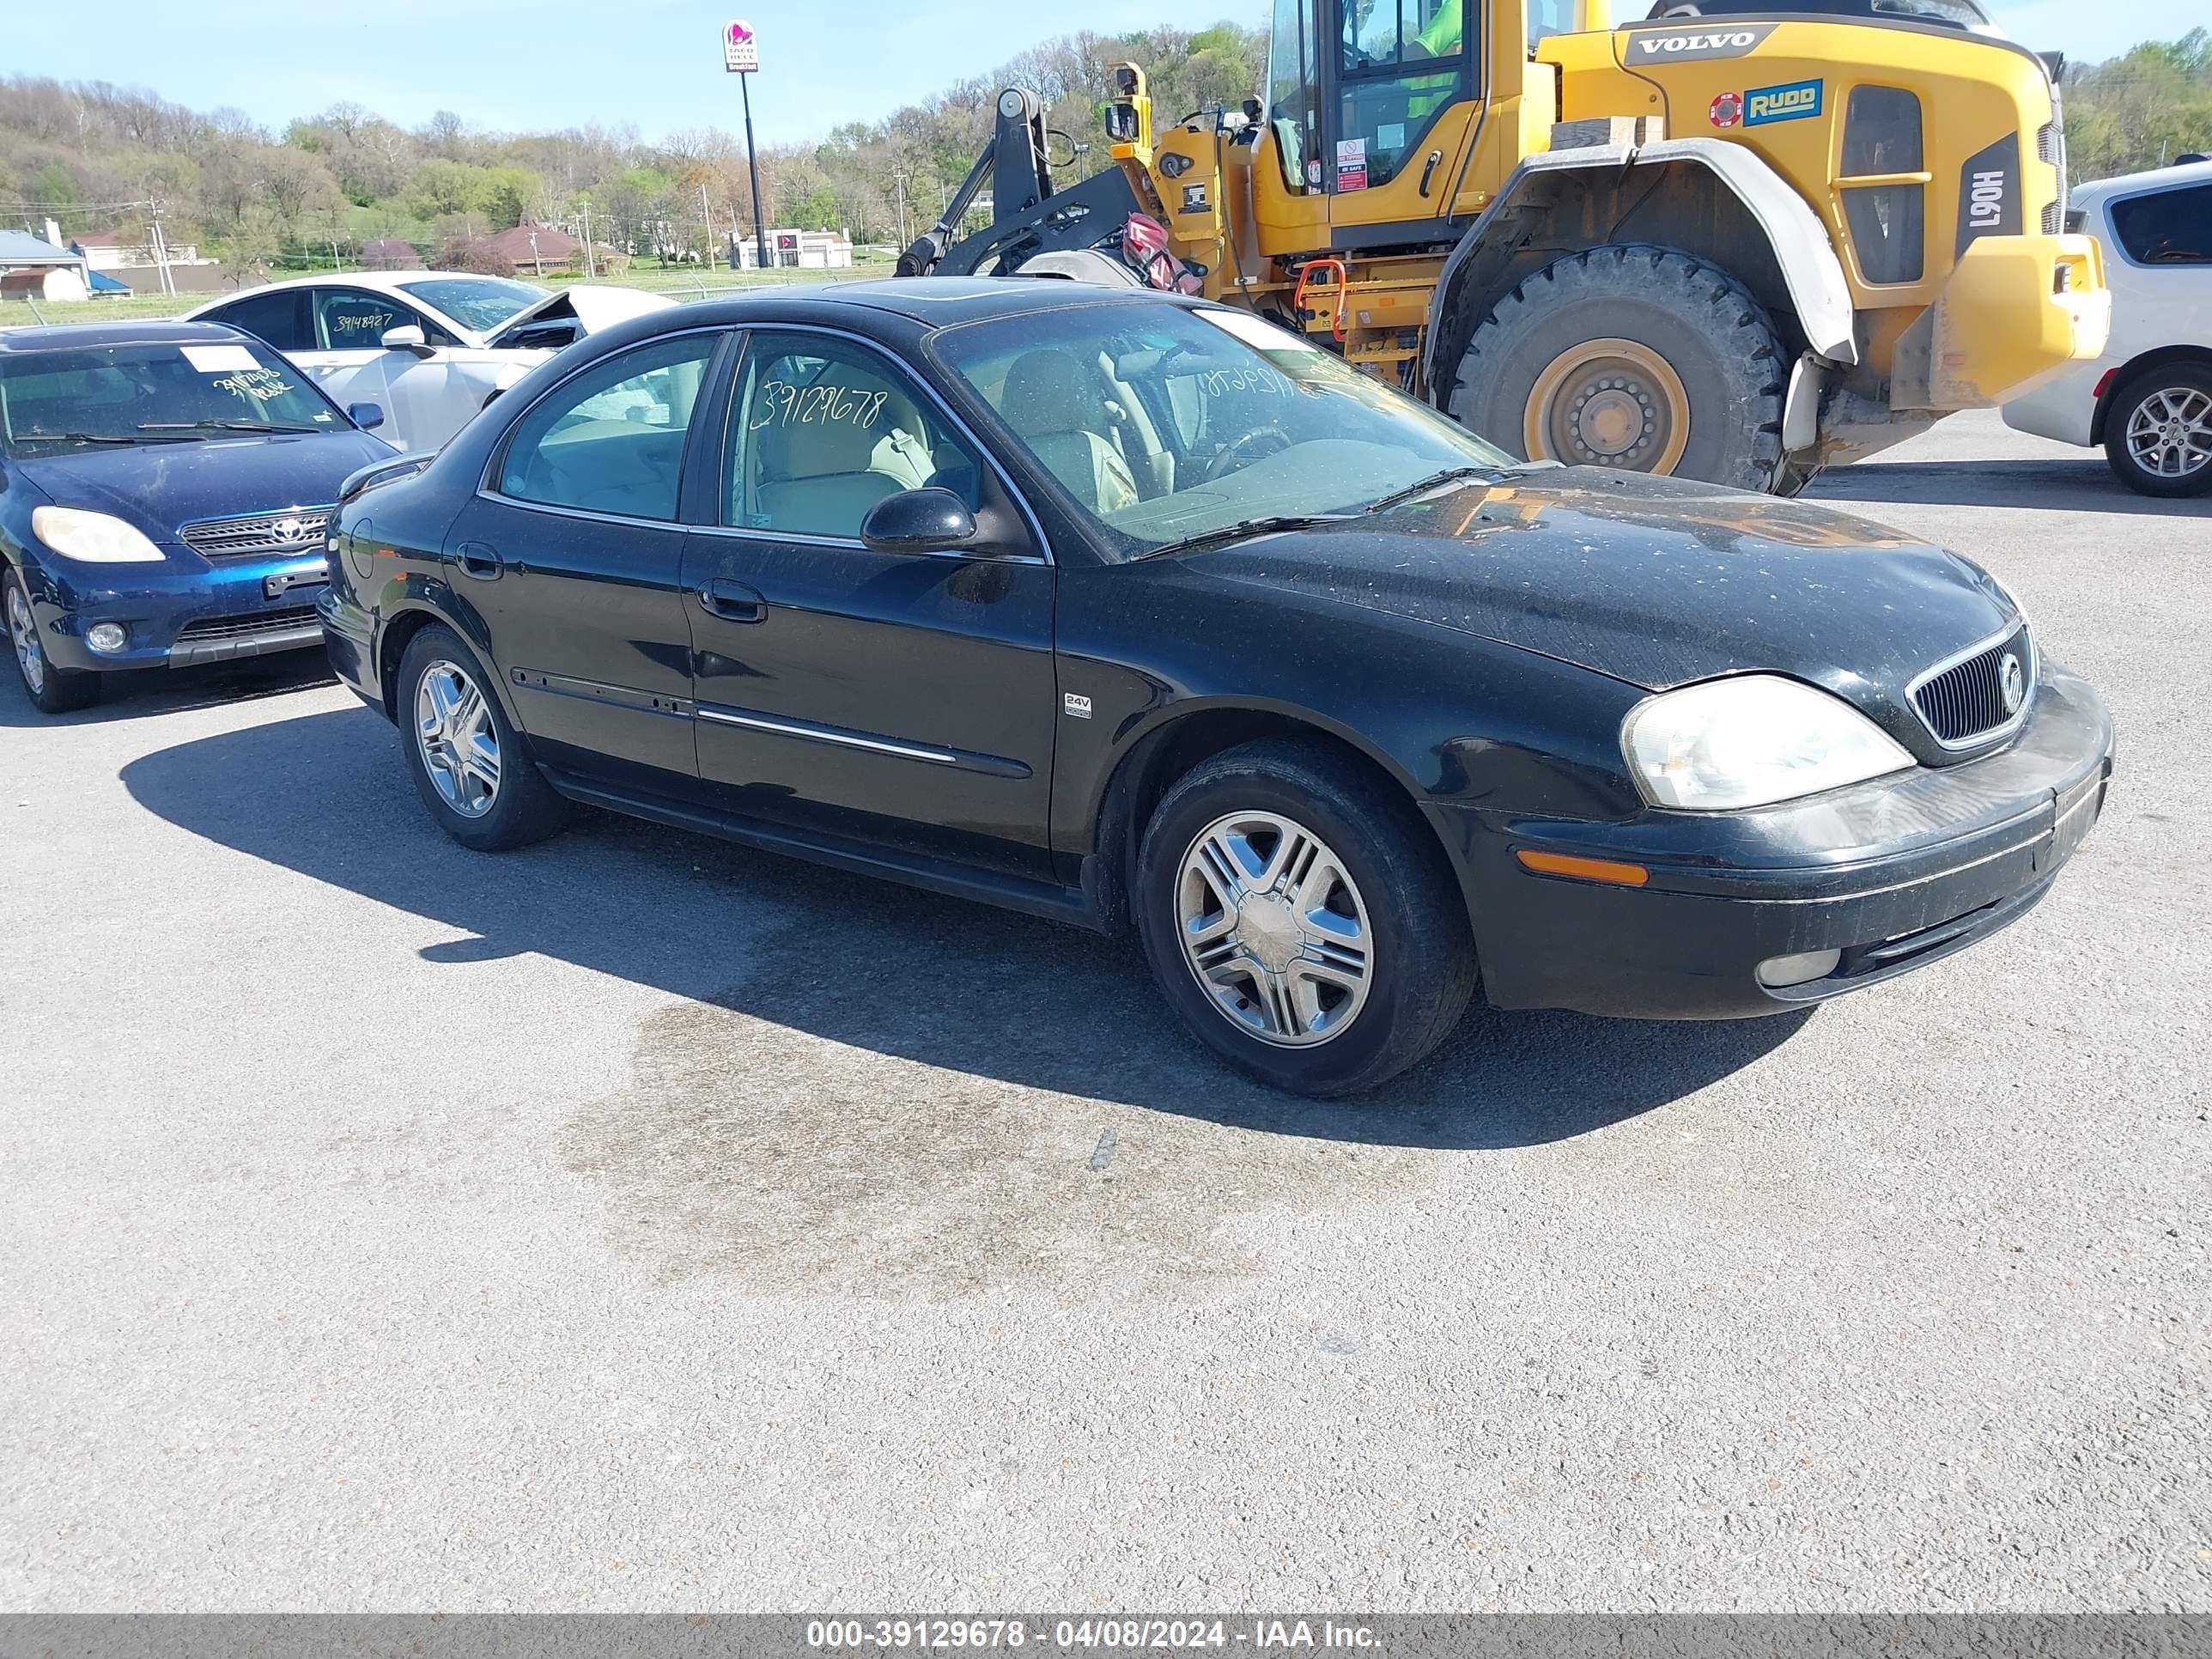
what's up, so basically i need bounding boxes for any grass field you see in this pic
[0,256,902,326]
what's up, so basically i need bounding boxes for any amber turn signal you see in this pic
[1513,849,1650,887]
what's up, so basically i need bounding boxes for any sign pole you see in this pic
[740,71,770,275]
[725,21,771,275]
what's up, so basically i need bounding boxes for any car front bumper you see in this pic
[1434,665,2115,1020]
[29,550,331,672]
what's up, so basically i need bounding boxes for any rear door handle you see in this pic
[457,542,501,581]
[698,577,765,623]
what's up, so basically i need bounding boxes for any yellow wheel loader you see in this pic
[896,0,2110,495]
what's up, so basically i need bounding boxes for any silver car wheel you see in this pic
[2126,385,2212,480]
[415,659,501,818]
[7,581,43,697]
[1175,809,1374,1048]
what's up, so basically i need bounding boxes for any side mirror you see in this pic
[860,487,981,555]
[347,401,386,431]
[380,324,434,356]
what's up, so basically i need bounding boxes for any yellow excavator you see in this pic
[896,0,2110,494]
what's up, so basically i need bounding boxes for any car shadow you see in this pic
[1813,456,2210,516]
[121,706,1811,1149]
[0,651,336,729]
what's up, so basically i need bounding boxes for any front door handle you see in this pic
[456,542,501,581]
[698,577,766,623]
[1418,149,1443,198]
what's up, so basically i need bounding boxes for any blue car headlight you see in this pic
[31,506,166,565]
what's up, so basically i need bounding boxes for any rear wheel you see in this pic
[2104,366,2212,498]
[1448,245,1788,493]
[1133,738,1477,1097]
[5,566,99,715]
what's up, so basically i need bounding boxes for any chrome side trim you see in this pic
[510,666,695,720]
[1905,621,2037,753]
[695,702,1032,779]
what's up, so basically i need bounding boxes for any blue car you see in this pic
[1,320,397,713]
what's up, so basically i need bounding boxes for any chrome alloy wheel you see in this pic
[415,659,501,818]
[2126,385,2212,481]
[1176,811,1374,1048]
[7,581,43,697]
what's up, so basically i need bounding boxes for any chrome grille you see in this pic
[174,605,319,643]
[179,507,333,559]
[1911,627,2033,748]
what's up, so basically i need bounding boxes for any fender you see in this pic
[1422,137,1857,391]
[370,586,520,730]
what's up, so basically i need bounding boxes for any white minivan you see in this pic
[2002,159,2212,497]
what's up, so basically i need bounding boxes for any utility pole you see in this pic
[892,167,910,248]
[148,197,177,295]
[699,181,716,272]
[579,197,595,278]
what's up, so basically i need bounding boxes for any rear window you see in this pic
[2109,185,2212,266]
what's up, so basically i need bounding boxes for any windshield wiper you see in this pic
[22,431,147,447]
[138,420,327,435]
[1358,465,1515,515]
[1134,513,1357,560]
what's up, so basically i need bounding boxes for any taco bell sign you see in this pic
[724,19,759,72]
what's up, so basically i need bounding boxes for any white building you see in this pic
[731,228,854,270]
[0,229,92,302]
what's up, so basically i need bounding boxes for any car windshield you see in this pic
[0,338,347,457]
[398,276,549,335]
[932,301,1520,559]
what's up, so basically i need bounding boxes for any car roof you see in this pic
[188,269,538,301]
[2070,159,2212,205]
[681,276,1188,331]
[0,318,257,356]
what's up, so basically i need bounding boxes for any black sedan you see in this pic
[319,280,2112,1095]
[2,321,395,713]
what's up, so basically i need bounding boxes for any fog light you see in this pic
[1757,948,1841,989]
[85,622,128,653]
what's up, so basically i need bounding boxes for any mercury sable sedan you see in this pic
[319,281,2113,1095]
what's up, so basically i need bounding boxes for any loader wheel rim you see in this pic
[1523,338,1692,475]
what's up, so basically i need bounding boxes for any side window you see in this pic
[204,289,307,353]
[2111,185,2212,266]
[314,288,416,351]
[725,332,983,541]
[1839,86,1926,286]
[497,331,720,522]
[1336,0,1473,194]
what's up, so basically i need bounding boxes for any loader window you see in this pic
[1268,0,1322,191]
[1838,86,1926,286]
[1335,0,1474,193]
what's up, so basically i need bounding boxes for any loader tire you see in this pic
[1447,245,1789,494]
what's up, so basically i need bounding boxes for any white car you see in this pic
[185,272,672,453]
[2002,160,2212,497]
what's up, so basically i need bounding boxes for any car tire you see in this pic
[4,565,99,715]
[1447,244,1788,494]
[1133,738,1477,1097]
[2102,365,2212,498]
[396,623,568,852]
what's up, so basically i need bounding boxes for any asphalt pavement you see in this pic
[3,410,2205,1611]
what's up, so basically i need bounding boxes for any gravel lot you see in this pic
[3,411,2206,1612]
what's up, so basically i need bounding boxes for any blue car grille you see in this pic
[179,507,333,559]
[1911,626,2033,747]
[174,605,319,643]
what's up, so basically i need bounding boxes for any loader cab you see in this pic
[1263,0,1599,235]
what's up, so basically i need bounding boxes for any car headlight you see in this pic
[30,506,166,564]
[1622,674,1915,811]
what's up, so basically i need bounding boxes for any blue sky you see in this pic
[10,1,2202,145]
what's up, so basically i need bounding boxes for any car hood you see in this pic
[18,429,398,545]
[1199,468,2017,699]
[489,284,674,343]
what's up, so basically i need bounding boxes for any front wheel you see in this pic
[2104,366,2212,498]
[5,566,99,715]
[1133,739,1477,1097]
[397,623,568,852]
[1447,245,1789,493]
